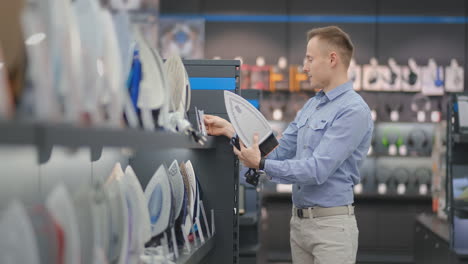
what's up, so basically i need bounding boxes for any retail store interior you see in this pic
[1,0,468,263]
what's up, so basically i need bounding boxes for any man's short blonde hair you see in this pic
[307,26,354,68]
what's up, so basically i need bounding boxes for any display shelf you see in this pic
[37,123,215,150]
[453,133,468,144]
[447,94,468,258]
[416,213,450,242]
[0,120,36,145]
[1,121,214,149]
[239,244,260,255]
[1,120,214,163]
[453,203,468,213]
[0,121,214,149]
[239,212,258,226]
[177,236,215,264]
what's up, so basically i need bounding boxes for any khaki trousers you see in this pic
[290,209,359,264]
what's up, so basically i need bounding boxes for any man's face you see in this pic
[302,37,332,90]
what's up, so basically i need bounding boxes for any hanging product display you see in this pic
[401,58,422,92]
[185,160,199,226]
[0,201,40,264]
[167,160,190,256]
[392,167,410,195]
[167,160,186,222]
[124,166,152,248]
[347,58,362,91]
[100,9,126,128]
[46,185,81,264]
[127,48,142,124]
[411,93,432,123]
[27,205,65,264]
[164,55,193,132]
[45,0,84,124]
[384,102,403,122]
[145,164,172,238]
[415,167,432,195]
[380,127,405,156]
[73,183,109,264]
[382,58,401,92]
[97,183,113,264]
[133,25,166,131]
[363,57,381,91]
[73,0,105,125]
[150,33,171,131]
[186,160,207,243]
[445,59,464,93]
[112,9,139,128]
[376,166,392,195]
[122,182,141,263]
[179,161,194,238]
[21,0,60,122]
[422,58,444,96]
[407,128,432,156]
[105,163,129,264]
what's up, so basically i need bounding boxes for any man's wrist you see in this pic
[225,124,235,138]
[259,157,266,170]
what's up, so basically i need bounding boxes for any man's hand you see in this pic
[233,134,261,169]
[204,114,235,138]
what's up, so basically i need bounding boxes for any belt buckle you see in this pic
[297,208,303,218]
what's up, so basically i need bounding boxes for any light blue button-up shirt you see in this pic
[265,81,373,208]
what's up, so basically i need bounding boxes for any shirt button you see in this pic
[316,106,320,110]
[298,185,301,190]
[303,145,307,149]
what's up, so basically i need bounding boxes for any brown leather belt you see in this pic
[293,205,354,219]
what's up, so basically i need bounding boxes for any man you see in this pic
[204,26,373,264]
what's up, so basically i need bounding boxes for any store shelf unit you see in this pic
[132,59,240,264]
[414,214,468,264]
[446,93,468,259]
[0,59,241,264]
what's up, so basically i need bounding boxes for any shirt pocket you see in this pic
[306,119,328,150]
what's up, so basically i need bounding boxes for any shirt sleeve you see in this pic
[265,105,370,185]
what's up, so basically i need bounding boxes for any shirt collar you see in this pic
[324,81,353,101]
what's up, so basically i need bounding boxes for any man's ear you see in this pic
[330,52,338,67]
